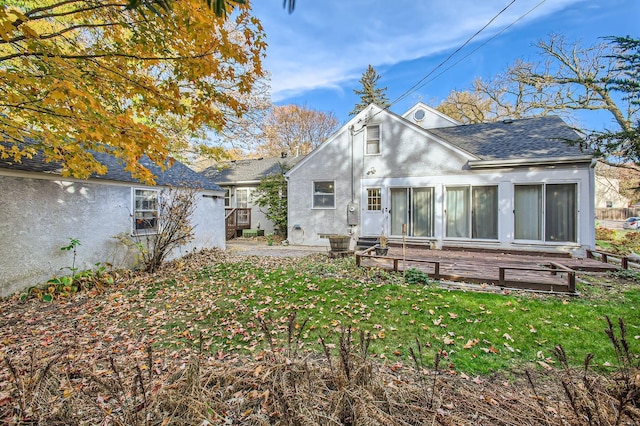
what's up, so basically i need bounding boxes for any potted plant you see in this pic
[375,235,389,256]
[328,234,351,252]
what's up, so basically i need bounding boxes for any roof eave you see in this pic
[217,180,261,186]
[468,155,594,169]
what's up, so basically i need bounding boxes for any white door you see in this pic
[361,187,385,236]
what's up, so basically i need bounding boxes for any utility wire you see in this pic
[408,0,548,96]
[389,0,518,107]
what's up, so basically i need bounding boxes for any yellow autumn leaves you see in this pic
[0,1,265,183]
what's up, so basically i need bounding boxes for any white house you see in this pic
[285,103,595,256]
[200,154,303,238]
[0,149,226,297]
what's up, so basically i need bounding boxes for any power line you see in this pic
[389,0,518,107]
[409,0,548,96]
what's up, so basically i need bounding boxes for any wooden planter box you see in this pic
[328,235,350,251]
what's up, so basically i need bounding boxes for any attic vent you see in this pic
[413,109,426,121]
[503,119,514,124]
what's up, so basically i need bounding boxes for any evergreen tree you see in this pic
[349,65,391,116]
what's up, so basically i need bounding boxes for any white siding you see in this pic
[287,105,595,256]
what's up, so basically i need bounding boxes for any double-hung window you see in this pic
[235,188,251,225]
[514,183,576,242]
[365,124,381,155]
[313,181,335,208]
[133,188,159,234]
[445,185,498,239]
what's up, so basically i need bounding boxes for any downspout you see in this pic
[349,125,355,203]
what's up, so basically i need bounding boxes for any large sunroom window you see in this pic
[514,183,576,242]
[445,185,498,239]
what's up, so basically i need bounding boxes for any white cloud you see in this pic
[252,0,586,101]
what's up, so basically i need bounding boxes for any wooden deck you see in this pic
[356,246,620,294]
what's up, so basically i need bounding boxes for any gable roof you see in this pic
[427,116,587,161]
[202,155,304,185]
[0,145,222,191]
[401,102,459,128]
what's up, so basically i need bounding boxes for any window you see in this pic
[514,183,576,242]
[366,124,380,155]
[472,186,498,239]
[606,200,613,208]
[367,188,381,211]
[446,187,470,238]
[313,181,335,208]
[133,189,159,234]
[224,188,230,207]
[390,187,434,237]
[236,188,251,208]
[235,188,251,225]
[446,185,498,239]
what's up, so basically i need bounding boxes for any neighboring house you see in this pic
[0,149,225,297]
[285,102,596,256]
[595,174,630,209]
[594,162,631,209]
[201,154,303,238]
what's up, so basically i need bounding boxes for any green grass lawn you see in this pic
[120,253,640,375]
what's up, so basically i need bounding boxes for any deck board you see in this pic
[356,247,618,293]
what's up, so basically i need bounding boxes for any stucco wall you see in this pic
[286,106,595,256]
[0,174,225,296]
[287,107,471,248]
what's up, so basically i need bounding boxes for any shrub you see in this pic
[404,268,431,285]
[131,185,199,272]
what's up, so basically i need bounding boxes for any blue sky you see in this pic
[251,0,639,130]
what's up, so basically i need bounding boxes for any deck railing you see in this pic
[225,208,251,239]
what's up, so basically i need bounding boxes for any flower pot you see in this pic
[375,246,389,256]
[328,235,350,252]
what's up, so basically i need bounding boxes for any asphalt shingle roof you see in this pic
[0,145,222,191]
[201,155,303,184]
[427,116,588,161]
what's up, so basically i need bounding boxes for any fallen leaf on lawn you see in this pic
[537,361,552,370]
[463,339,478,349]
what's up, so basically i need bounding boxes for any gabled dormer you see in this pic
[401,102,459,129]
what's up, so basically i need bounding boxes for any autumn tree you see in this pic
[253,164,289,237]
[436,75,561,124]
[437,35,639,169]
[256,104,339,157]
[0,1,266,183]
[350,65,390,116]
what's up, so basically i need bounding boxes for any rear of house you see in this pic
[286,103,595,256]
[200,155,302,239]
[0,150,225,297]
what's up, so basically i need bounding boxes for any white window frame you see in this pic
[365,124,381,155]
[312,180,335,209]
[367,187,382,211]
[445,185,499,240]
[132,188,160,235]
[514,182,578,243]
[223,187,230,207]
[235,188,252,208]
